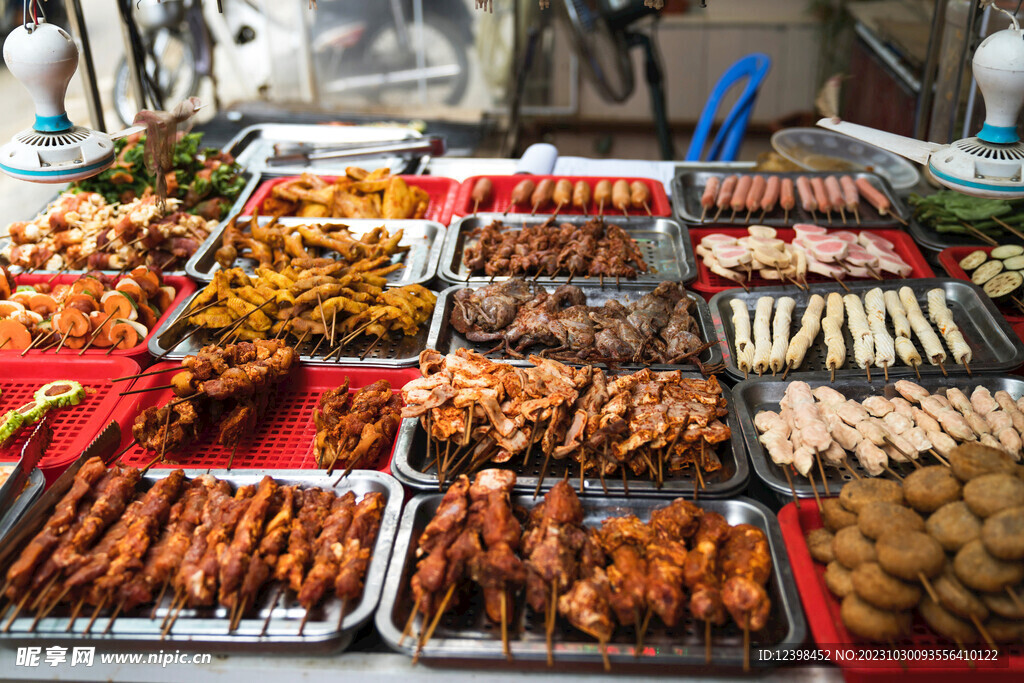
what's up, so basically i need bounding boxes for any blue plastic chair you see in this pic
[686,53,772,162]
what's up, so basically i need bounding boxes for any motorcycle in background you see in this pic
[113,0,474,126]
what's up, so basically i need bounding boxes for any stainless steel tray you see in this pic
[224,123,423,176]
[672,170,910,228]
[0,173,260,278]
[0,468,44,542]
[707,278,1024,382]
[426,283,723,372]
[185,215,446,285]
[376,493,806,668]
[733,373,1024,498]
[389,380,749,499]
[438,214,696,286]
[0,469,403,653]
[148,287,435,367]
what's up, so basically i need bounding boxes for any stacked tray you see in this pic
[707,278,1024,382]
[732,374,1024,497]
[377,494,805,668]
[0,273,195,363]
[390,378,749,499]
[0,469,403,654]
[688,226,934,296]
[184,216,446,285]
[426,283,723,372]
[240,173,458,226]
[0,468,43,541]
[148,287,437,367]
[114,364,419,471]
[778,501,1021,681]
[0,356,140,479]
[452,175,671,217]
[439,214,696,286]
[672,170,910,228]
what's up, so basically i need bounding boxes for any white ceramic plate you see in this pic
[771,127,921,190]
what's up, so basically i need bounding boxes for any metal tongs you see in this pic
[0,417,52,521]
[266,136,446,166]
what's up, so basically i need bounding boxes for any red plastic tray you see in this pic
[242,174,458,226]
[114,364,420,472]
[778,501,1020,682]
[0,356,140,477]
[0,273,195,364]
[938,246,1024,323]
[452,175,671,218]
[688,227,935,295]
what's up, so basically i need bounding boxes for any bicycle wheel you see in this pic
[318,12,470,107]
[113,28,199,126]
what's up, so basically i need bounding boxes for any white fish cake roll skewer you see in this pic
[843,293,875,369]
[863,288,896,369]
[770,296,796,373]
[883,289,912,339]
[926,288,972,365]
[785,293,824,370]
[899,287,946,365]
[729,299,755,374]
[822,292,846,372]
[752,296,773,375]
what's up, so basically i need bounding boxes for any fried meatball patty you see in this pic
[833,526,877,569]
[953,539,1024,592]
[852,562,922,611]
[840,594,912,642]
[919,596,978,643]
[903,466,962,513]
[980,584,1024,619]
[963,473,1024,518]
[807,528,835,564]
[933,568,989,621]
[876,531,945,581]
[825,561,854,598]
[981,506,1024,560]
[926,501,981,552]
[840,479,903,514]
[822,497,858,532]
[858,502,924,540]
[950,443,1017,482]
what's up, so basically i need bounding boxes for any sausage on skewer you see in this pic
[552,179,573,216]
[714,175,738,222]
[701,176,721,222]
[840,175,860,224]
[612,180,631,217]
[810,177,832,222]
[780,178,796,224]
[796,176,818,220]
[531,179,555,214]
[630,181,652,216]
[471,178,493,216]
[746,175,766,222]
[572,180,592,215]
[508,179,536,214]
[824,176,846,223]
[759,176,780,220]
[855,177,894,219]
[595,180,613,217]
[731,175,753,221]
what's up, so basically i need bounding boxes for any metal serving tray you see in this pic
[223,123,423,176]
[0,469,403,653]
[0,173,260,278]
[185,215,445,285]
[672,170,910,228]
[708,278,1024,382]
[0,468,44,542]
[733,373,1024,498]
[389,380,749,499]
[376,493,806,668]
[905,215,1015,252]
[426,283,723,372]
[438,214,696,286]
[148,286,435,368]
